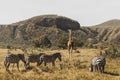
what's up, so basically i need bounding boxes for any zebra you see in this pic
[89,56,106,73]
[4,53,26,71]
[25,53,45,68]
[39,52,62,67]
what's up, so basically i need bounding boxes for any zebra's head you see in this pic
[55,52,62,61]
[18,54,26,64]
[89,64,93,72]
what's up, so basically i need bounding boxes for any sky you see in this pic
[0,0,120,26]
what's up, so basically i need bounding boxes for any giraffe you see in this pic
[67,29,73,58]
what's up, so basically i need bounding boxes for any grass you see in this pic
[0,48,120,80]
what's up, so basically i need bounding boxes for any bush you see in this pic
[7,45,11,49]
[104,44,120,58]
[73,37,84,48]
[57,35,68,49]
[32,35,51,48]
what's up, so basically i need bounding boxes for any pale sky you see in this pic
[0,0,120,26]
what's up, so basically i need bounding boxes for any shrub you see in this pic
[104,44,120,58]
[6,45,11,49]
[57,35,68,49]
[73,37,84,48]
[85,43,93,48]
[32,35,51,48]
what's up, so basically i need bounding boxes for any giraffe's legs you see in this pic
[68,46,72,59]
[68,47,71,58]
[70,47,73,58]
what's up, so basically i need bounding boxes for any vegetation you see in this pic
[32,35,51,48]
[0,14,120,80]
[0,48,120,80]
[57,35,68,49]
[104,43,120,58]
[0,15,119,48]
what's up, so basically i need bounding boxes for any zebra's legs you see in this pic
[4,61,7,71]
[26,61,30,69]
[37,62,39,66]
[103,66,105,73]
[4,60,7,69]
[98,64,102,73]
[95,65,99,72]
[93,66,96,72]
[37,61,43,66]
[6,63,10,71]
[27,63,29,68]
[52,62,55,67]
[24,63,27,69]
[12,63,15,71]
[101,65,105,73]
[17,62,20,71]
[44,62,47,66]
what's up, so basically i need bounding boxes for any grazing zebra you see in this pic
[25,53,45,68]
[39,52,62,67]
[4,54,26,71]
[89,56,106,73]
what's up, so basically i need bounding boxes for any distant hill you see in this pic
[11,15,80,30]
[0,15,84,48]
[90,19,120,42]
[0,15,119,48]
[91,19,120,29]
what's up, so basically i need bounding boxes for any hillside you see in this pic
[92,19,120,28]
[0,15,119,48]
[0,15,89,48]
[90,19,120,42]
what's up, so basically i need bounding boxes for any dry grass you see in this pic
[0,48,120,80]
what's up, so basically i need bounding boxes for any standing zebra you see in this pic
[4,54,26,71]
[39,52,62,67]
[25,53,45,68]
[89,56,106,73]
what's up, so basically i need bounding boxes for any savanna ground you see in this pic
[0,48,120,80]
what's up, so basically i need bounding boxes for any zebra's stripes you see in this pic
[39,52,62,67]
[25,53,45,68]
[4,54,26,71]
[89,56,106,73]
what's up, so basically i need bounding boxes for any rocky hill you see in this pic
[0,15,84,48]
[0,15,119,48]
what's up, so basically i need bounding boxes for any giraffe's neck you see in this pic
[69,29,72,41]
